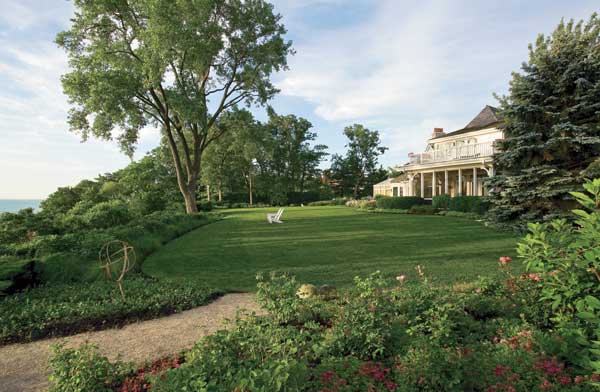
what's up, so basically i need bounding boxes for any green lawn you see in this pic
[143,206,519,291]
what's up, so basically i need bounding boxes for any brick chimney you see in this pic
[432,127,444,138]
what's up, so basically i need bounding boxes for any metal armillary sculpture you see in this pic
[99,240,136,299]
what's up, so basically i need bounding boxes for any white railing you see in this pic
[408,142,497,165]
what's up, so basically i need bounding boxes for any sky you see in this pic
[0,0,598,199]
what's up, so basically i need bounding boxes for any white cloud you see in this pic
[274,0,600,166]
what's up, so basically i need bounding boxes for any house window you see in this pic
[393,187,399,197]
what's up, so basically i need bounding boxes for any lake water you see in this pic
[0,200,42,213]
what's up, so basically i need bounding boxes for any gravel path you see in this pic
[0,293,260,392]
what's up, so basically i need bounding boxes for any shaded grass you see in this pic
[143,207,519,291]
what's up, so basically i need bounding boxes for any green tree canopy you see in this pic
[488,14,600,226]
[330,124,387,198]
[57,0,292,212]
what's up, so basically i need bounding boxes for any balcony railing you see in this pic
[408,142,497,165]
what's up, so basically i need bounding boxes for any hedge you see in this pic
[432,194,451,209]
[448,196,490,215]
[375,196,425,210]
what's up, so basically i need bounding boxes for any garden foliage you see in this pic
[517,178,600,374]
[51,266,599,391]
[375,196,425,210]
[0,277,221,344]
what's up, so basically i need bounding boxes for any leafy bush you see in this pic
[4,211,217,284]
[375,196,425,210]
[308,198,347,206]
[197,200,213,211]
[80,200,135,229]
[432,194,452,209]
[448,196,489,215]
[0,277,221,344]
[363,208,409,214]
[57,268,598,391]
[0,256,38,295]
[408,205,438,215]
[287,191,321,205]
[517,178,600,373]
[49,344,126,392]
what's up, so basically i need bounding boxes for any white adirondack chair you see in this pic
[267,208,284,224]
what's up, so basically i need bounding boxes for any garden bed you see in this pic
[0,277,221,345]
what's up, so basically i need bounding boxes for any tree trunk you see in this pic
[218,182,223,202]
[249,173,253,206]
[206,184,211,201]
[182,184,198,213]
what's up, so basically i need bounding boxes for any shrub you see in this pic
[51,268,599,391]
[308,198,346,206]
[197,200,213,211]
[408,205,438,215]
[81,200,135,229]
[364,208,409,214]
[49,344,125,392]
[432,194,452,209]
[376,196,425,210]
[287,191,321,205]
[0,277,221,344]
[517,178,600,373]
[448,196,489,215]
[0,256,38,295]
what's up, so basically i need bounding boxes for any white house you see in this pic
[375,106,504,199]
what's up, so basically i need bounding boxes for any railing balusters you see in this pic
[409,142,495,165]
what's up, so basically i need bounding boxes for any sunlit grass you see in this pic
[143,206,519,291]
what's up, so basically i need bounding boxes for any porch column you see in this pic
[473,167,478,196]
[420,173,425,198]
[432,171,437,197]
[444,170,449,194]
[458,168,462,196]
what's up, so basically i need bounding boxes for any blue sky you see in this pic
[0,0,598,199]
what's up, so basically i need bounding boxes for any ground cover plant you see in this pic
[143,206,518,291]
[0,277,221,345]
[0,210,218,291]
[49,268,598,391]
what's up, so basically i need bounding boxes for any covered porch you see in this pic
[406,166,494,199]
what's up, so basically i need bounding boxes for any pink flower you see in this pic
[528,273,541,282]
[499,256,512,265]
[396,275,406,283]
[475,288,482,294]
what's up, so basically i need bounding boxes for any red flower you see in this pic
[528,273,541,282]
[499,256,512,265]
[320,370,336,383]
[559,376,572,385]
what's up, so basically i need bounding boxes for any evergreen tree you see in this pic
[488,14,600,227]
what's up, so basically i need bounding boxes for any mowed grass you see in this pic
[143,207,519,291]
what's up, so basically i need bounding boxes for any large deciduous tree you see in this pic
[488,14,600,226]
[201,109,263,203]
[330,124,387,198]
[262,110,328,203]
[57,0,292,213]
